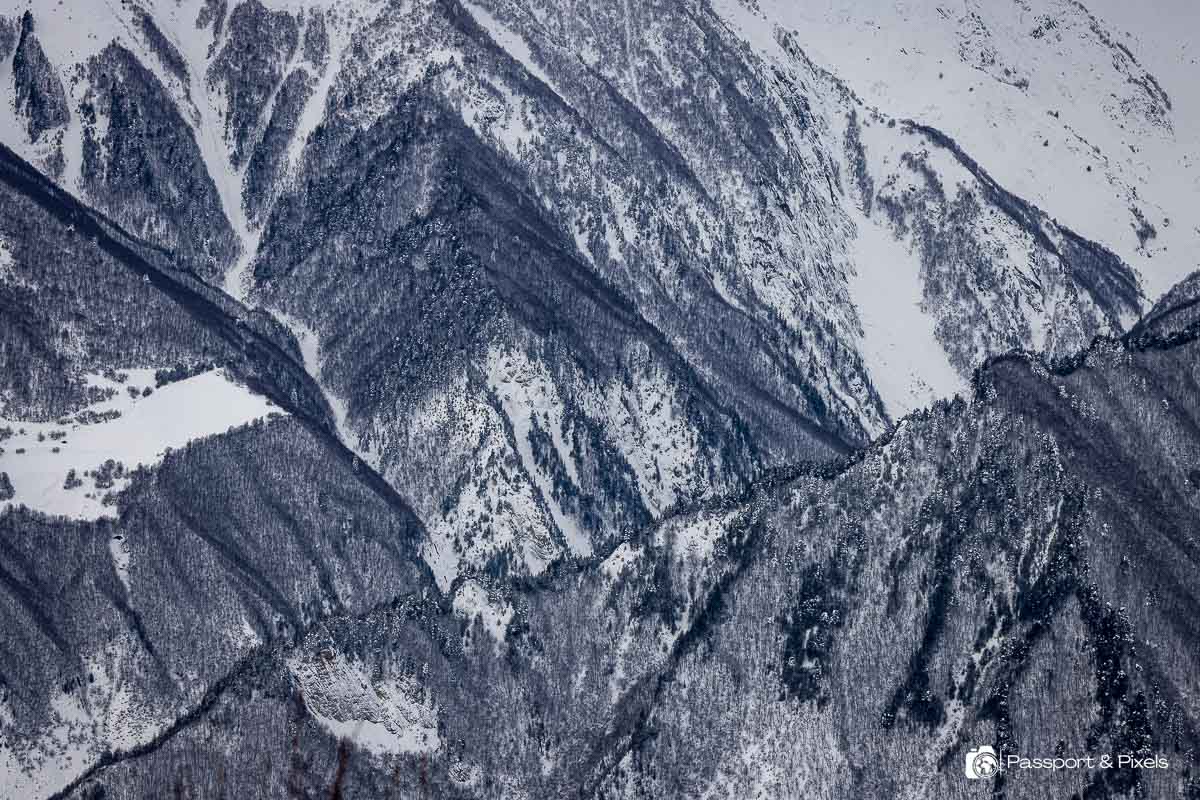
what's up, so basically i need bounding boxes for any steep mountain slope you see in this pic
[0,0,1168,589]
[1,4,1197,795]
[0,157,433,795]
[248,0,887,585]
[4,269,1194,800]
[0,144,237,420]
[0,121,1193,798]
[715,0,1200,299]
[0,419,431,799]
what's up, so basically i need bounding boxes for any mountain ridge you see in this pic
[1,1,1198,796]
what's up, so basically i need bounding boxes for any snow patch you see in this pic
[452,579,514,643]
[600,541,642,580]
[661,514,726,564]
[461,1,553,88]
[844,192,964,418]
[0,368,281,520]
[0,233,32,290]
[596,369,701,515]
[108,533,131,595]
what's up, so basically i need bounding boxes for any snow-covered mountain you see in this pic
[0,0,1169,576]
[722,0,1199,294]
[1,1,1198,797]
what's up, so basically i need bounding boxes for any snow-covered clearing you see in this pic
[0,368,281,519]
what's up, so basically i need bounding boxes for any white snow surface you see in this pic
[0,368,281,519]
[713,0,1200,301]
[0,233,28,289]
[595,367,705,516]
[401,364,559,592]
[452,579,515,643]
[601,541,642,580]
[843,187,964,418]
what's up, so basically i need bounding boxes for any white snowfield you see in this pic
[714,0,1200,302]
[452,578,516,643]
[0,368,282,520]
[842,187,964,419]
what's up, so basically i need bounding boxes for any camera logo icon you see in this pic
[965,745,1001,779]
